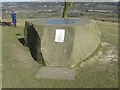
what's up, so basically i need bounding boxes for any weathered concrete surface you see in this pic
[35,67,75,80]
[24,17,100,67]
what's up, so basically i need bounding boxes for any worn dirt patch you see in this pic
[80,42,118,68]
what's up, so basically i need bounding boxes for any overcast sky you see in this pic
[1,0,120,2]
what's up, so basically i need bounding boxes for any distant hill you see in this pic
[2,2,118,20]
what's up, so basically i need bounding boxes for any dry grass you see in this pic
[2,18,118,88]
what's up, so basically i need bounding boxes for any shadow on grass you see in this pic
[18,38,27,46]
[16,33,22,36]
[18,37,46,66]
[18,22,46,66]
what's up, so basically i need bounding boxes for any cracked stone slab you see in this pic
[35,67,75,80]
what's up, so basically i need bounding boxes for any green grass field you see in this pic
[2,18,118,88]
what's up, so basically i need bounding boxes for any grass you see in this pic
[2,18,118,88]
[85,12,118,23]
[96,21,118,48]
[0,26,2,89]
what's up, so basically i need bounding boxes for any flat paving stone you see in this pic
[35,67,75,80]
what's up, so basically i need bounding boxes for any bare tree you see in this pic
[62,0,73,18]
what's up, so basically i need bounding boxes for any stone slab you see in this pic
[35,67,75,80]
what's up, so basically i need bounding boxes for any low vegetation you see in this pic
[2,18,118,88]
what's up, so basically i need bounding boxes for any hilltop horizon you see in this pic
[1,0,120,2]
